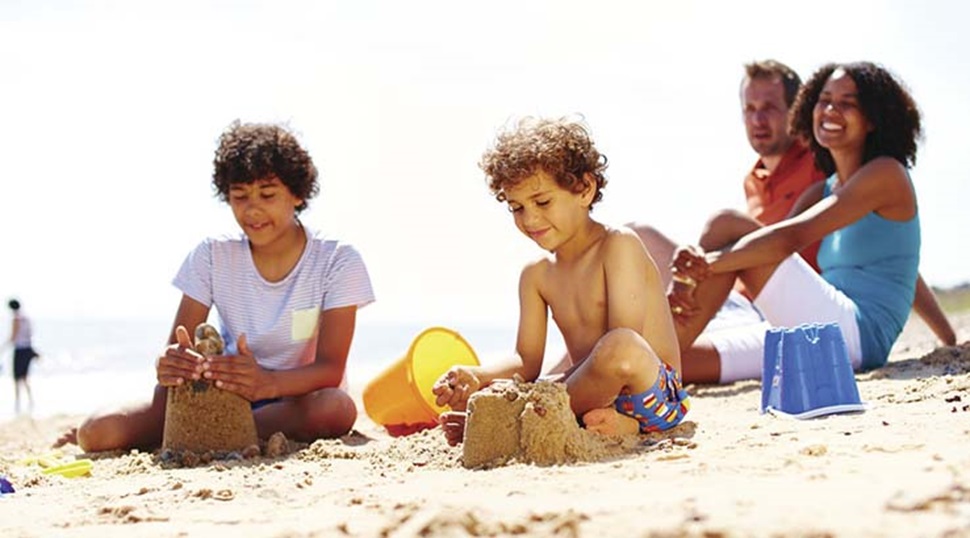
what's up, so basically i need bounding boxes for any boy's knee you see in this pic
[300,389,357,439]
[592,328,651,378]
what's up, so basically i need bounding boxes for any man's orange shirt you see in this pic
[743,140,826,271]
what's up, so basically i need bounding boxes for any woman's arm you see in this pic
[912,275,957,345]
[708,157,914,274]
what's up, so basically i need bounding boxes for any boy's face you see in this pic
[228,175,304,247]
[502,169,593,252]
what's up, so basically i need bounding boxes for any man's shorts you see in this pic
[613,362,690,433]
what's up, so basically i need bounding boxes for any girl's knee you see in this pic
[300,389,357,439]
[76,414,131,452]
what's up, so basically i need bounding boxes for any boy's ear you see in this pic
[580,173,597,207]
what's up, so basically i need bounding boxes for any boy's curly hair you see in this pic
[479,116,609,209]
[790,62,922,176]
[212,121,319,213]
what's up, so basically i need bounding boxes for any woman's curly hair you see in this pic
[212,121,319,213]
[789,62,922,176]
[479,116,609,209]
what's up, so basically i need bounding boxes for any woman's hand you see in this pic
[155,325,206,387]
[671,244,710,284]
[202,334,272,401]
[667,245,709,324]
[431,366,482,412]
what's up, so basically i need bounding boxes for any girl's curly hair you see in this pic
[212,121,319,213]
[789,62,922,176]
[479,116,608,209]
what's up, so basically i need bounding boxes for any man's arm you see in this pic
[913,274,956,345]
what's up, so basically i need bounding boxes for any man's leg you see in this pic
[626,222,679,289]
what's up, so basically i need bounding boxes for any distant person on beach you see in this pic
[59,121,375,452]
[668,62,926,383]
[628,59,955,384]
[7,299,39,415]
[432,116,689,441]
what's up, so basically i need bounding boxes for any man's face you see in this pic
[741,76,793,159]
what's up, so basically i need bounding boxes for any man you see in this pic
[629,60,954,383]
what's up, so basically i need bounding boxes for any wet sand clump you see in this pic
[162,324,259,453]
[462,379,637,468]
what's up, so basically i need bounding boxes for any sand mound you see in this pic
[161,324,258,454]
[461,379,640,468]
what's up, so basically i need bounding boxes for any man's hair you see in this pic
[743,59,802,108]
[8,299,20,311]
[212,121,319,213]
[479,116,609,209]
[790,62,922,176]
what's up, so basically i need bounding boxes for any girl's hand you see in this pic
[202,334,271,401]
[432,367,481,412]
[156,325,206,387]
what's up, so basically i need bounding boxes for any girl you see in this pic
[66,121,374,451]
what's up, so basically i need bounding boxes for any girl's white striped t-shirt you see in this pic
[172,228,375,371]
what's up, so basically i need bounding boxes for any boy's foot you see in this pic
[438,411,467,446]
[52,427,78,448]
[582,408,640,436]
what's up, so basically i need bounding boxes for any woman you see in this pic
[670,62,922,384]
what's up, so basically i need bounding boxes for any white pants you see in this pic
[707,255,862,383]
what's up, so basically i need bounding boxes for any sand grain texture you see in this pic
[2,313,970,537]
[161,324,258,454]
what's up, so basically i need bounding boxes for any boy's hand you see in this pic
[156,325,206,387]
[203,334,270,402]
[432,367,481,412]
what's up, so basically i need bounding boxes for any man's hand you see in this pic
[155,325,205,387]
[203,334,272,401]
[431,366,481,412]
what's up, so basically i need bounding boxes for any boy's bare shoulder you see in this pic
[519,254,553,280]
[601,225,649,255]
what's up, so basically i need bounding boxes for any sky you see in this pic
[1,0,968,327]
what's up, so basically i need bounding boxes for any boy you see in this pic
[433,116,689,442]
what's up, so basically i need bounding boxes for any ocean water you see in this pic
[0,318,565,422]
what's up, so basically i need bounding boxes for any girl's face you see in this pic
[228,176,304,248]
[813,68,873,154]
[502,169,594,253]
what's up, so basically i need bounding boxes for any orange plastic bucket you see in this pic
[363,327,479,429]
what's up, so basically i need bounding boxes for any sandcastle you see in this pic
[461,378,632,469]
[162,324,259,453]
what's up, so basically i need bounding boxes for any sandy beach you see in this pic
[2,313,969,537]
